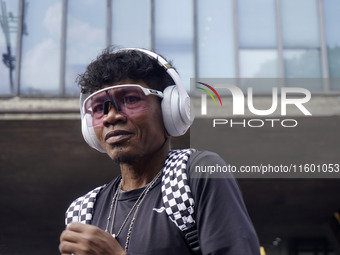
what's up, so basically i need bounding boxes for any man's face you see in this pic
[93,79,167,163]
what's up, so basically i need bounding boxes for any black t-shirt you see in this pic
[91,151,260,255]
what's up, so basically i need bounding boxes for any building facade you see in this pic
[1,1,340,255]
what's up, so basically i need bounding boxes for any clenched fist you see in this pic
[59,222,126,255]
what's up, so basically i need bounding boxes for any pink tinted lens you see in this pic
[84,86,152,127]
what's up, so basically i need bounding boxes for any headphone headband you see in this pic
[124,48,188,97]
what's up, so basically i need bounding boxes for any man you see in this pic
[59,47,260,255]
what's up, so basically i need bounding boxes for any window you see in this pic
[281,0,323,91]
[0,0,19,95]
[111,0,151,49]
[323,0,340,90]
[238,0,276,48]
[237,0,279,79]
[197,0,234,78]
[239,50,278,78]
[283,49,322,78]
[20,0,62,95]
[281,0,320,48]
[65,0,106,96]
[154,0,194,90]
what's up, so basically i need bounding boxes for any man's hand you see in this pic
[59,222,126,255]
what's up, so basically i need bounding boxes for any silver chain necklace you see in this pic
[105,170,162,251]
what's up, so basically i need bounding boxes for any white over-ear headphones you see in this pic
[80,48,195,153]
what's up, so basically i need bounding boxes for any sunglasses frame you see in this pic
[83,84,164,126]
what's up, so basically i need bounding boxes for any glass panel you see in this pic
[154,0,194,91]
[0,0,19,95]
[283,49,322,89]
[239,49,278,78]
[197,0,234,78]
[20,0,62,95]
[323,0,340,89]
[65,0,106,96]
[112,0,151,49]
[238,0,276,48]
[281,0,320,48]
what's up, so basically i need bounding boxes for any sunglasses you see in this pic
[83,84,164,127]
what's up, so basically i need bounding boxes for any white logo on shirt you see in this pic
[152,207,166,213]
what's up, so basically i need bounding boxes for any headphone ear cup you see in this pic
[81,115,106,153]
[162,85,191,136]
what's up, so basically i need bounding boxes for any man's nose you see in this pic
[102,101,126,125]
[103,100,121,115]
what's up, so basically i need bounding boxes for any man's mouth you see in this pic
[104,130,133,144]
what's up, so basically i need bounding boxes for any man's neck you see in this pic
[119,145,170,191]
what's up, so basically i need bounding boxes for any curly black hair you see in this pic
[77,47,176,94]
